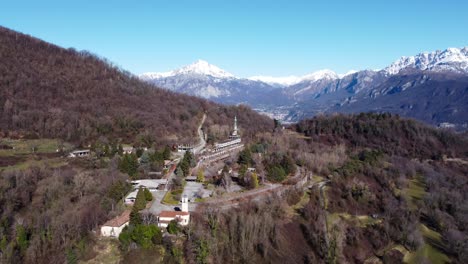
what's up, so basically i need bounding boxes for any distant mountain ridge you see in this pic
[140,47,468,130]
[384,47,468,75]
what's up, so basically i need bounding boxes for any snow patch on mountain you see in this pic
[384,47,468,75]
[248,75,302,86]
[339,70,358,78]
[140,59,235,79]
[302,69,339,82]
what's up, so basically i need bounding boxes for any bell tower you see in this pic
[181,195,189,212]
[232,116,238,137]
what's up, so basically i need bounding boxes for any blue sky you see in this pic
[1,0,467,77]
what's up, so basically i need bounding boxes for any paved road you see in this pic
[150,114,208,213]
[202,167,307,211]
[146,190,198,214]
[202,182,283,210]
[146,190,175,215]
[193,113,206,155]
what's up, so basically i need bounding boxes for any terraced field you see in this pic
[0,138,72,171]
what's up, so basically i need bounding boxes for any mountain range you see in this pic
[140,47,468,130]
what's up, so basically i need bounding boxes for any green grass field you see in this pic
[404,174,426,209]
[0,138,72,171]
[162,189,182,205]
[402,175,450,264]
[327,212,381,228]
[0,138,72,156]
[404,224,450,264]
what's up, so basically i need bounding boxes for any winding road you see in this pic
[192,113,206,154]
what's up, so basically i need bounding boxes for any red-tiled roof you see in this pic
[159,211,189,218]
[103,210,130,227]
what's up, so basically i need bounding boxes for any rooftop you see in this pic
[72,149,90,153]
[103,210,130,227]
[159,211,189,218]
[132,179,167,189]
[125,189,138,199]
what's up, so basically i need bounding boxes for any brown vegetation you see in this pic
[0,164,130,263]
[0,26,272,146]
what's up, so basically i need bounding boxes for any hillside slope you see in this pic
[0,27,272,145]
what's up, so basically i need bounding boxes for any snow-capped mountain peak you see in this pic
[173,59,235,78]
[302,69,339,82]
[384,47,468,75]
[140,59,235,80]
[249,69,341,86]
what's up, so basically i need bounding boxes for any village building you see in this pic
[185,175,197,182]
[157,196,190,228]
[177,145,194,153]
[124,189,139,205]
[68,149,90,158]
[213,116,242,151]
[101,210,130,237]
[122,146,134,154]
[131,179,167,190]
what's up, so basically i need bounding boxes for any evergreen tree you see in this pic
[238,164,247,180]
[15,225,28,252]
[134,187,147,210]
[140,152,150,165]
[118,153,138,177]
[162,146,171,160]
[238,148,253,166]
[136,148,144,158]
[144,188,153,201]
[129,208,142,226]
[167,220,179,234]
[180,160,189,177]
[267,166,286,182]
[128,154,139,178]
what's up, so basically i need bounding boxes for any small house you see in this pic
[68,149,90,158]
[101,210,130,238]
[124,189,138,205]
[157,211,190,228]
[122,146,134,154]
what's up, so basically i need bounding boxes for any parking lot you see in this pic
[182,182,212,202]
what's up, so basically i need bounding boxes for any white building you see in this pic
[68,149,90,158]
[131,179,167,190]
[124,189,139,205]
[213,116,242,150]
[101,210,130,238]
[177,145,194,153]
[157,196,190,228]
[122,146,134,154]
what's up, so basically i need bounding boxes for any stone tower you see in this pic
[181,195,189,212]
[232,116,238,136]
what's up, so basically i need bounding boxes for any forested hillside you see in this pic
[0,26,272,145]
[0,26,272,264]
[181,114,468,263]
